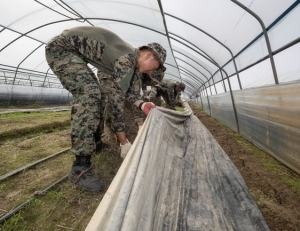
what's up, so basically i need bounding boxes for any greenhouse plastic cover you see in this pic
[85,104,270,231]
[1,0,300,98]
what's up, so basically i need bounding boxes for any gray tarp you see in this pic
[86,104,270,231]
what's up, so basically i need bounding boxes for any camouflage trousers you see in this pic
[45,35,104,156]
[98,71,144,132]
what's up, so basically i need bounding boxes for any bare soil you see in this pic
[189,103,300,231]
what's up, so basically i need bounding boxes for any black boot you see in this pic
[96,140,103,152]
[95,128,103,152]
[69,155,104,192]
[95,133,107,152]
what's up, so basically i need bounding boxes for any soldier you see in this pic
[45,26,166,192]
[129,71,165,129]
[175,92,184,107]
[148,80,185,110]
[97,70,163,140]
[136,71,165,127]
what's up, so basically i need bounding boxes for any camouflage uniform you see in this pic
[132,71,165,124]
[97,70,145,131]
[149,80,185,110]
[98,70,165,130]
[145,90,162,106]
[175,92,183,107]
[45,26,143,156]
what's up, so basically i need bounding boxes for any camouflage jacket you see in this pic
[61,26,142,105]
[150,79,178,110]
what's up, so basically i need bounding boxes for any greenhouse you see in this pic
[0,0,300,230]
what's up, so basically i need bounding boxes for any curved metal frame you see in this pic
[173,49,219,93]
[231,0,278,84]
[165,13,242,90]
[167,35,226,95]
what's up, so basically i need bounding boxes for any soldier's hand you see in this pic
[141,102,155,115]
[120,140,132,158]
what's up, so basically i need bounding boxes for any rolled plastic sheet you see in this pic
[85,107,269,231]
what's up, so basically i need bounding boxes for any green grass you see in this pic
[0,152,115,231]
[195,105,202,111]
[175,106,184,111]
[0,109,121,230]
[225,130,300,195]
[0,111,70,141]
[0,129,71,175]
[223,123,300,196]
[0,110,69,119]
[0,103,69,109]
[247,144,300,196]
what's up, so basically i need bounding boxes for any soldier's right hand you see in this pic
[141,102,155,115]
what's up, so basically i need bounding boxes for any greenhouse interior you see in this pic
[0,0,299,230]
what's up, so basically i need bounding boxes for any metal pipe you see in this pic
[0,175,69,223]
[231,0,279,84]
[0,148,70,182]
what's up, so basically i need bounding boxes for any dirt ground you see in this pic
[188,103,300,231]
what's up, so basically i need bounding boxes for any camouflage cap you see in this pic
[139,42,167,72]
[175,81,186,92]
